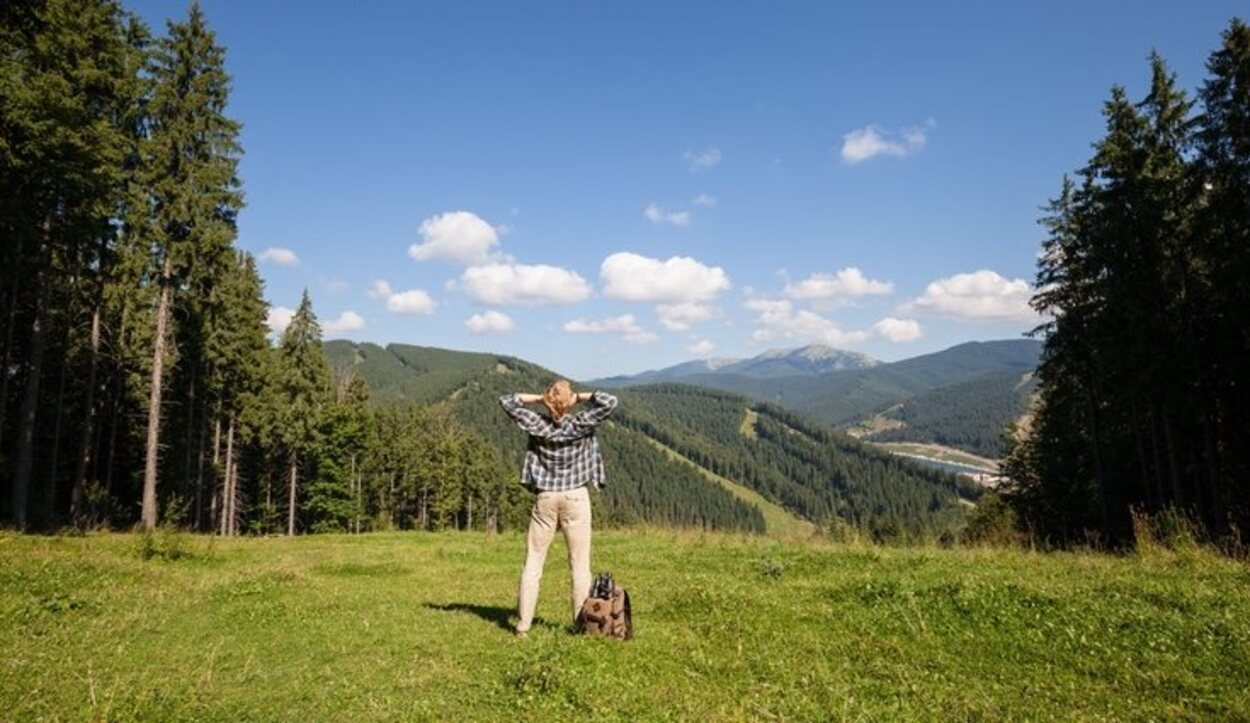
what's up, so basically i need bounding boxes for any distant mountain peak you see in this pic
[745,344,879,372]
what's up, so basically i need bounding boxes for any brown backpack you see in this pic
[578,572,632,639]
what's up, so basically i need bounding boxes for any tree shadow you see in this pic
[424,602,555,633]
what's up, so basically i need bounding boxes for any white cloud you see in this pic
[368,279,436,314]
[688,338,715,356]
[386,289,436,315]
[747,299,869,345]
[656,302,715,331]
[745,299,921,345]
[409,211,501,265]
[466,310,516,334]
[871,317,923,342]
[643,203,691,227]
[840,122,930,164]
[367,280,393,299]
[784,267,894,300]
[259,247,300,266]
[457,263,592,305]
[563,314,658,344]
[683,147,722,171]
[266,305,295,335]
[601,252,730,303]
[907,270,1037,321]
[323,310,366,333]
[692,194,718,208]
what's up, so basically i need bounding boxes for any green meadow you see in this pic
[2,530,1248,721]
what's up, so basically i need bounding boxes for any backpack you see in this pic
[578,571,633,640]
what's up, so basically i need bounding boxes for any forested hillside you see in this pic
[612,385,979,539]
[863,370,1038,457]
[327,342,977,540]
[603,340,1041,456]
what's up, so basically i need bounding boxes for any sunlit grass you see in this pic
[1,530,1247,721]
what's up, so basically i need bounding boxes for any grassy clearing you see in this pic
[2,530,1248,721]
[642,437,816,539]
[738,409,758,439]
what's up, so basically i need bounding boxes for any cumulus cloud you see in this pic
[259,247,300,266]
[601,252,730,303]
[266,305,295,335]
[368,279,435,314]
[409,211,501,265]
[746,299,921,345]
[323,310,366,334]
[563,314,658,344]
[367,280,393,299]
[692,193,718,208]
[840,121,931,164]
[466,310,516,334]
[871,317,923,342]
[688,339,715,356]
[643,203,691,227]
[457,263,592,306]
[906,270,1037,321]
[656,302,715,331]
[784,267,894,301]
[386,289,436,314]
[683,147,722,171]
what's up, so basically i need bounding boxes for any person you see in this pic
[499,380,618,637]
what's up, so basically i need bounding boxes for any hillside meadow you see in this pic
[2,530,1248,721]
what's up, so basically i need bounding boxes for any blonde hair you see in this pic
[543,379,575,421]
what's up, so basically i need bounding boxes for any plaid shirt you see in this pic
[499,391,618,492]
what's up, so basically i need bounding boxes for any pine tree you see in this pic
[139,2,242,529]
[276,291,331,535]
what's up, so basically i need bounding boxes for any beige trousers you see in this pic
[516,486,592,633]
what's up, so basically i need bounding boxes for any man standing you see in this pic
[499,380,618,637]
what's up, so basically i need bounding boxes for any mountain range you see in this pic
[594,339,1043,457]
[595,344,880,384]
[322,340,982,538]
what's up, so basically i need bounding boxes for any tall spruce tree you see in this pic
[139,3,242,529]
[276,291,331,535]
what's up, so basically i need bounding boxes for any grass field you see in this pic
[2,530,1249,721]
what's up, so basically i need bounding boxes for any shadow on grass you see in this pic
[424,602,559,633]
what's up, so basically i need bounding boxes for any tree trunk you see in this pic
[46,336,69,524]
[194,403,207,530]
[229,446,240,536]
[71,304,103,523]
[219,418,234,536]
[0,283,19,453]
[183,372,197,513]
[350,454,358,534]
[287,453,298,536]
[210,417,221,530]
[12,242,51,531]
[141,255,173,530]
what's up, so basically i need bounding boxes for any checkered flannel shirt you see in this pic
[499,391,619,492]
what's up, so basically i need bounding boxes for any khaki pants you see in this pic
[516,486,592,633]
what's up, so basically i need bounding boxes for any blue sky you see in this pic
[131,1,1246,380]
